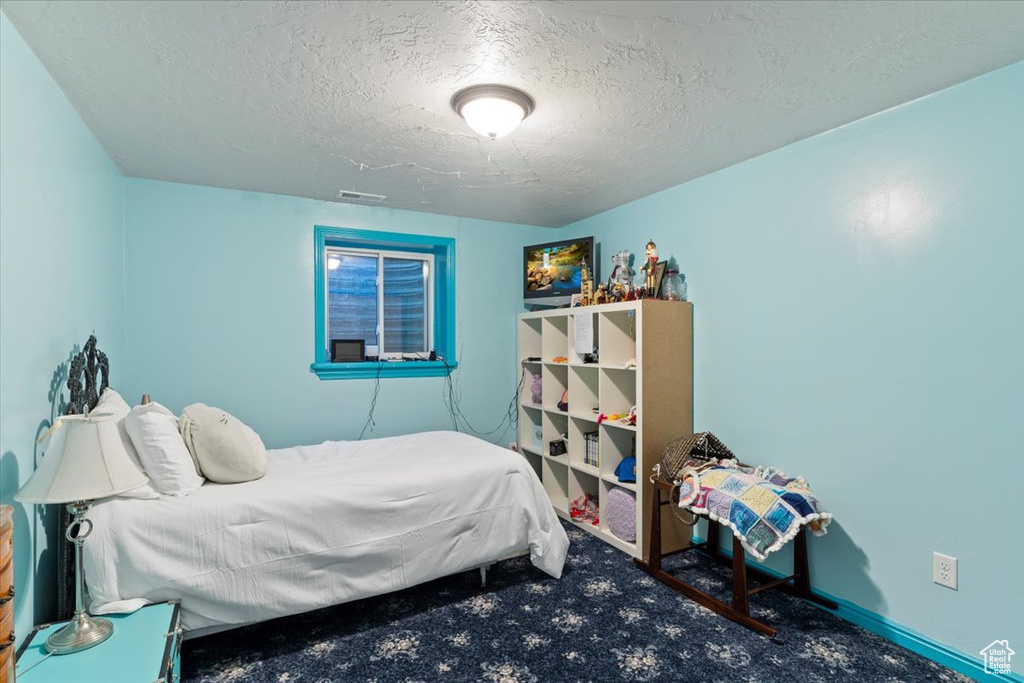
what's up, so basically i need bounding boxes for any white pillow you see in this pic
[91,389,160,500]
[125,402,204,497]
[178,403,267,484]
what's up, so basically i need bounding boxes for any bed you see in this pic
[58,338,569,633]
[83,430,568,632]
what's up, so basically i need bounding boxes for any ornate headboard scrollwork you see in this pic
[65,335,109,416]
[56,335,111,620]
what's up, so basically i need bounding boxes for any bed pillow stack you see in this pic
[125,401,205,497]
[178,403,267,484]
[89,390,266,497]
[92,390,162,499]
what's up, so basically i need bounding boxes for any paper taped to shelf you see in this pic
[574,313,593,355]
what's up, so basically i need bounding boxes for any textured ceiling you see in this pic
[3,1,1022,227]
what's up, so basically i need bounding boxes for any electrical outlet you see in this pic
[933,552,958,590]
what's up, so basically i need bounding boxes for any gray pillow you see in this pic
[178,403,267,484]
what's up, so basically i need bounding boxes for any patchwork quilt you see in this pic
[676,460,832,561]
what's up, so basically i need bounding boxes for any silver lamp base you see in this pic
[45,611,113,655]
[45,610,113,655]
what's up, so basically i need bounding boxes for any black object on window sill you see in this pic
[331,339,365,363]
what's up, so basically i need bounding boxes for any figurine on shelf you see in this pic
[608,250,634,293]
[628,275,642,300]
[579,258,594,306]
[594,283,609,304]
[639,239,658,297]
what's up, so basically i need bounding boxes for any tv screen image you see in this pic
[523,237,594,307]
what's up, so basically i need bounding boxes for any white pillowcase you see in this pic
[125,402,204,497]
[91,389,160,500]
[178,403,267,484]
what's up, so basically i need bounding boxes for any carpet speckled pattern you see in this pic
[182,521,971,683]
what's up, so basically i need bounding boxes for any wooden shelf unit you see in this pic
[516,300,693,561]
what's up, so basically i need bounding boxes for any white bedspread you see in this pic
[83,431,568,631]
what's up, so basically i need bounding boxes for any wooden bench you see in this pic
[634,479,836,637]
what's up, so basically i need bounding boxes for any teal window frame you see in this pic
[311,226,457,380]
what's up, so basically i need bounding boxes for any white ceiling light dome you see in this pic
[452,84,535,139]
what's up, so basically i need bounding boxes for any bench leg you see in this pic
[731,535,749,617]
[647,482,663,569]
[793,527,810,596]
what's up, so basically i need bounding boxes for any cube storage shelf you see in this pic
[517,300,694,560]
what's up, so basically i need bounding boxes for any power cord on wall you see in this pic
[358,361,384,440]
[441,358,523,437]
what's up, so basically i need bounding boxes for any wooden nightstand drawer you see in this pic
[15,601,181,682]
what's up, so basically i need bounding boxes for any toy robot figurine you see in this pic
[608,250,634,296]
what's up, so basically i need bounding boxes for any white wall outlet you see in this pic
[933,552,958,590]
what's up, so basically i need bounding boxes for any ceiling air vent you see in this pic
[336,190,386,203]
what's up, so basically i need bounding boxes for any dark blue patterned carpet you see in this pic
[182,521,971,683]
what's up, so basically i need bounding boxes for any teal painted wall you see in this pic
[0,15,126,645]
[561,62,1024,673]
[122,179,550,449]
[3,6,1021,672]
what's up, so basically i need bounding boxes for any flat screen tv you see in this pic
[523,236,594,307]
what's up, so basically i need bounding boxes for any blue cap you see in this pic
[615,457,636,483]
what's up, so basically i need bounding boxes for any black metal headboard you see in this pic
[65,335,109,416]
[56,335,110,619]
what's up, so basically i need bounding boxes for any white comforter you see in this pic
[84,431,568,631]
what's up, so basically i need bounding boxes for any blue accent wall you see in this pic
[121,179,550,449]
[0,14,126,646]
[3,7,1021,673]
[560,62,1024,675]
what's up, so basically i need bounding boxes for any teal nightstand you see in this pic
[15,600,181,682]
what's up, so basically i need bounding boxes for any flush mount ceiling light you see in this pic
[451,84,534,140]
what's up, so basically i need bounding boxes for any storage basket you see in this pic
[658,432,735,482]
[605,486,636,542]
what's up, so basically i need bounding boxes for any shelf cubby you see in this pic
[599,423,635,479]
[567,310,600,363]
[567,365,600,418]
[520,449,542,480]
[519,317,542,361]
[541,409,568,460]
[568,416,600,474]
[541,316,569,361]
[541,364,569,412]
[599,478,638,553]
[518,406,543,456]
[598,309,636,367]
[599,367,636,418]
[568,467,600,526]
[542,458,570,513]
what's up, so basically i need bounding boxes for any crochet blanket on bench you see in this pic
[676,460,832,561]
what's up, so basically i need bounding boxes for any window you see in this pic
[327,248,432,358]
[312,226,456,379]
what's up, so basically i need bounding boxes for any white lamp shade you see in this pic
[459,97,527,139]
[14,414,148,504]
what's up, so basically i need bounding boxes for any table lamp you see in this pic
[14,414,148,654]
